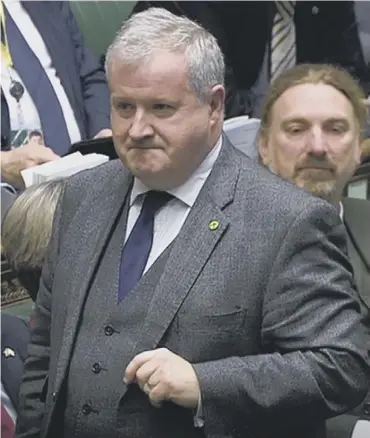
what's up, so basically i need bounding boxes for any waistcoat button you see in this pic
[82,403,92,415]
[104,325,114,336]
[92,362,102,374]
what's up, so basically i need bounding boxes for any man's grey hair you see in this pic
[1,179,65,273]
[105,7,225,101]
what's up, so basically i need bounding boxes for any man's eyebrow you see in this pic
[280,117,350,125]
[323,117,350,125]
[111,95,178,103]
[281,117,309,125]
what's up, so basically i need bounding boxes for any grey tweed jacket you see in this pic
[16,137,370,438]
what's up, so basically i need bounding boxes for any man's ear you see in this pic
[360,138,370,162]
[258,130,270,166]
[208,84,225,125]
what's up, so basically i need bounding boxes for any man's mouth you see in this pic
[298,166,334,172]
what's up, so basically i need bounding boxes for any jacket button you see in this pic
[104,325,114,336]
[82,403,92,415]
[92,362,102,374]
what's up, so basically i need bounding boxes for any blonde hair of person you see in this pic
[2,179,65,281]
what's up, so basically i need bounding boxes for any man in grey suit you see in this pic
[16,8,370,438]
[257,63,370,438]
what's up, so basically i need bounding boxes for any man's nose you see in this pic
[306,127,327,155]
[128,111,154,140]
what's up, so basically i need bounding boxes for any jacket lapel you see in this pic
[132,137,241,356]
[53,164,133,392]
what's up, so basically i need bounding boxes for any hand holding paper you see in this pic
[20,152,109,187]
[1,144,59,188]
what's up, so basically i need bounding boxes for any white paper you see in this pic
[21,152,109,187]
[223,117,261,160]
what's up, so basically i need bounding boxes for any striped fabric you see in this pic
[270,1,296,82]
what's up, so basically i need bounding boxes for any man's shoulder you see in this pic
[64,159,128,201]
[229,148,341,237]
[1,312,28,330]
[1,313,29,346]
[52,160,129,243]
[1,313,30,367]
[236,150,326,210]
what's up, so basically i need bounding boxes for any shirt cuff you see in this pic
[351,420,370,438]
[193,392,204,428]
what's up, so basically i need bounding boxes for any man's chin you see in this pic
[131,165,175,190]
[132,166,162,180]
[297,168,334,180]
[295,178,336,202]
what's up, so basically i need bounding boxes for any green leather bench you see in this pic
[70,0,136,57]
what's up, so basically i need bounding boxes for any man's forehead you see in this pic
[272,83,355,123]
[109,52,192,95]
[111,51,187,79]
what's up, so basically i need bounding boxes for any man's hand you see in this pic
[93,128,112,139]
[124,348,201,409]
[0,144,59,188]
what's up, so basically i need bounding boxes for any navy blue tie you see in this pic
[118,191,173,303]
[4,6,71,155]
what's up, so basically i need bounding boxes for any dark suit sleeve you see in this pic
[193,203,370,436]
[59,1,110,137]
[1,314,30,411]
[1,313,30,362]
[11,315,30,361]
[320,2,370,94]
[15,196,64,438]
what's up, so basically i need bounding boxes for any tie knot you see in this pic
[142,190,173,215]
[275,1,295,18]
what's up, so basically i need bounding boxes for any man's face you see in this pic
[259,83,362,203]
[28,135,44,146]
[108,50,224,190]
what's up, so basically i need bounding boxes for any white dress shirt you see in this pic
[352,419,370,438]
[1,0,81,144]
[126,137,222,273]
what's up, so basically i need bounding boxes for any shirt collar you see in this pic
[339,202,344,221]
[130,136,222,208]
